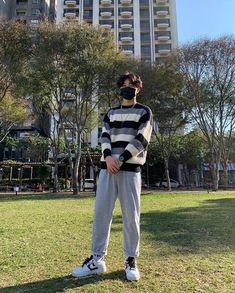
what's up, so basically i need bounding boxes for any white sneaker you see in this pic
[71,255,106,278]
[125,257,140,281]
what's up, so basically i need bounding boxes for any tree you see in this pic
[176,36,235,190]
[0,22,32,142]
[28,22,122,194]
[139,63,189,190]
[0,21,32,102]
[178,130,207,187]
[0,93,27,143]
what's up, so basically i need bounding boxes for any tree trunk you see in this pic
[72,156,80,195]
[209,159,219,191]
[87,148,97,192]
[182,163,189,187]
[53,160,59,193]
[221,160,229,188]
[164,157,171,191]
[52,148,59,193]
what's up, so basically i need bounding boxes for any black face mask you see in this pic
[120,86,136,100]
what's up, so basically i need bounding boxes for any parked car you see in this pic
[155,179,180,188]
[83,179,95,190]
[161,179,180,188]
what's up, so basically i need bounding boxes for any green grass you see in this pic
[0,191,235,293]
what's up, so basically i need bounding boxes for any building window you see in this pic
[83,10,92,19]
[140,8,149,18]
[140,20,150,32]
[100,20,114,27]
[31,8,41,15]
[119,7,132,13]
[121,44,134,51]
[155,31,171,40]
[154,19,170,25]
[16,10,27,16]
[155,44,172,52]
[100,8,113,14]
[119,19,133,26]
[84,0,92,5]
[154,6,169,13]
[139,0,149,5]
[119,32,133,39]
[32,0,40,4]
[141,33,150,42]
[31,19,39,27]
[16,0,28,3]
[64,8,79,16]
[141,46,151,55]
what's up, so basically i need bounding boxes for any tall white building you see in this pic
[55,0,178,64]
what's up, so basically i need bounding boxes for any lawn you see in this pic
[0,191,234,293]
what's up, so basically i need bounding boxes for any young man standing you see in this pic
[72,72,152,281]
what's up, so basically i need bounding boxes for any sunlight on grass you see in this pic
[0,191,235,293]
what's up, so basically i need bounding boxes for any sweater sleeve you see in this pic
[101,112,112,158]
[119,107,153,162]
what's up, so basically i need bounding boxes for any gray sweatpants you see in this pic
[91,169,141,258]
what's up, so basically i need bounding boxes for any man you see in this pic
[72,72,152,281]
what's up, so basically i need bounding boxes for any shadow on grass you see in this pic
[0,270,126,293]
[0,192,95,202]
[140,198,235,254]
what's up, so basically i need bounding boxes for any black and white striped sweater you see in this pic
[101,103,153,172]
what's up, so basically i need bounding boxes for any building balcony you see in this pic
[100,11,112,17]
[157,35,170,41]
[157,23,169,29]
[156,10,168,16]
[120,36,133,42]
[100,24,112,29]
[120,11,132,18]
[65,0,77,7]
[158,49,171,55]
[120,23,132,30]
[156,0,167,4]
[100,0,112,5]
[120,0,132,5]
[64,12,77,18]
[64,92,76,99]
[122,50,133,55]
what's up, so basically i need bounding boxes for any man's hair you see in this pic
[117,72,143,91]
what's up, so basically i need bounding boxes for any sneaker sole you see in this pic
[71,268,106,278]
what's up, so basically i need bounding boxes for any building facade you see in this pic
[55,0,178,63]
[0,0,51,24]
[0,0,11,21]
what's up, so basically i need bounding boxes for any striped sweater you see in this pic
[101,103,153,172]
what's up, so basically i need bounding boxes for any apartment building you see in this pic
[55,0,178,64]
[0,0,51,25]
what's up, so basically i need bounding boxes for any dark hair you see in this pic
[116,72,143,91]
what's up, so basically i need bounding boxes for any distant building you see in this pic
[1,0,52,25]
[55,0,178,64]
[0,0,11,21]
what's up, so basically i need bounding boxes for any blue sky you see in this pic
[176,0,235,44]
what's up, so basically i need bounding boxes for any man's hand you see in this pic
[105,156,122,175]
[116,161,123,169]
